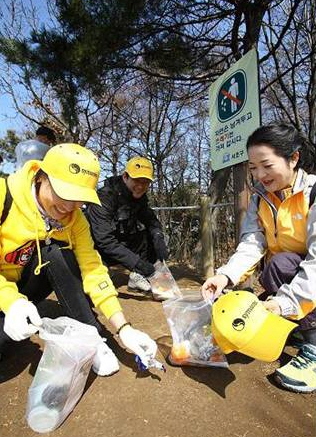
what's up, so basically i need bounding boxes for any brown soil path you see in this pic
[0,265,314,437]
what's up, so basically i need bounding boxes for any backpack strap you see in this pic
[309,182,316,209]
[0,179,13,225]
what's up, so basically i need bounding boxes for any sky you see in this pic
[0,94,26,136]
[0,0,52,138]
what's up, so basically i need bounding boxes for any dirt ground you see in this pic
[0,264,315,437]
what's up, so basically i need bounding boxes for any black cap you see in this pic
[36,126,56,143]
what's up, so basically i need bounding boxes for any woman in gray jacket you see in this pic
[203,122,316,393]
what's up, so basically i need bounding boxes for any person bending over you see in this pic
[86,156,168,293]
[0,144,157,377]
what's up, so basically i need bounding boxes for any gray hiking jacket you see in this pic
[217,169,316,319]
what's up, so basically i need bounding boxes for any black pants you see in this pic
[0,240,103,353]
[259,252,316,345]
[102,230,157,267]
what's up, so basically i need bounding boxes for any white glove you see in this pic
[119,325,158,366]
[4,299,42,341]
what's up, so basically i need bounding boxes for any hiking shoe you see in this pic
[274,343,316,393]
[92,339,120,377]
[128,272,151,293]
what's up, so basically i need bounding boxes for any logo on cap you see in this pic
[232,318,245,331]
[82,168,98,178]
[134,163,151,171]
[69,163,80,174]
[68,163,98,178]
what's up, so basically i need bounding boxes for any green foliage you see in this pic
[0,0,230,134]
[0,130,21,176]
[44,0,149,90]
[171,181,200,206]
[0,38,29,64]
[0,0,204,93]
[0,129,20,160]
[143,34,196,75]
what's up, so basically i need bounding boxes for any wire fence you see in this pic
[153,202,236,270]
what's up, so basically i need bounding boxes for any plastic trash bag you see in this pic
[26,317,102,433]
[163,293,228,368]
[148,261,182,301]
[15,139,50,169]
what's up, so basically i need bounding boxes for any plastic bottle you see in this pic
[26,382,63,433]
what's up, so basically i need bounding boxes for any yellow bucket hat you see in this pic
[39,143,101,205]
[211,290,297,362]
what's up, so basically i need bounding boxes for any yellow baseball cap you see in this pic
[125,156,154,181]
[211,290,297,362]
[39,143,101,205]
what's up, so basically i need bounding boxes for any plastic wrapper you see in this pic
[135,355,166,372]
[15,139,49,169]
[148,260,182,301]
[26,317,102,433]
[163,293,228,368]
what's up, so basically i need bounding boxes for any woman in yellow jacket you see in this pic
[0,143,157,376]
[202,122,316,393]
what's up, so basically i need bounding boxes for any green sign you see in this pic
[209,49,260,171]
[218,71,246,121]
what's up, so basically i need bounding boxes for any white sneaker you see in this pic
[92,339,120,376]
[128,272,151,293]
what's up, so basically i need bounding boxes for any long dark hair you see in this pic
[246,123,316,174]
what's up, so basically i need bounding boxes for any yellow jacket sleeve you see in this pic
[0,277,28,313]
[0,177,28,312]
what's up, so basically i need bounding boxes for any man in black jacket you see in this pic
[86,156,168,293]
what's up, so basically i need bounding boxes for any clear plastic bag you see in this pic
[163,293,228,368]
[15,139,50,169]
[148,260,182,301]
[26,317,102,433]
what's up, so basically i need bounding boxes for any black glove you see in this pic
[134,259,155,277]
[152,233,169,261]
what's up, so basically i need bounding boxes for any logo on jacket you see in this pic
[98,280,109,290]
[5,242,36,266]
[292,213,303,220]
